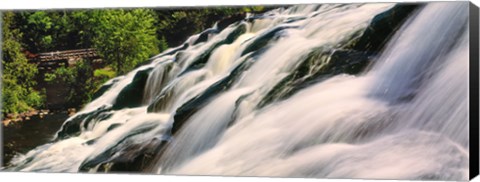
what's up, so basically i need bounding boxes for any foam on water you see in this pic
[7,3,470,180]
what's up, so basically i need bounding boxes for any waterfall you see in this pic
[6,2,470,181]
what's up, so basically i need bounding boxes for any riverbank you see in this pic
[2,111,70,167]
[2,108,76,127]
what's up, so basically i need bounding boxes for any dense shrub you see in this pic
[2,12,44,115]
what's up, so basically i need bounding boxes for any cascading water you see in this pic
[5,2,471,181]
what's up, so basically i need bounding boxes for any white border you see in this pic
[0,0,477,10]
[0,0,479,182]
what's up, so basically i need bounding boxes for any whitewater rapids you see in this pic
[6,2,471,181]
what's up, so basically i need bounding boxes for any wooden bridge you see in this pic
[27,48,101,69]
[27,48,103,108]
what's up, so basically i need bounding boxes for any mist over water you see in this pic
[6,2,470,180]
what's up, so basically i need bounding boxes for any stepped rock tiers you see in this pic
[5,2,476,181]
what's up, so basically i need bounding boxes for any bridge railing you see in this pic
[32,48,99,62]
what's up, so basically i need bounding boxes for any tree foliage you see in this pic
[153,6,265,47]
[91,9,159,74]
[2,6,269,114]
[2,12,43,115]
[44,60,97,107]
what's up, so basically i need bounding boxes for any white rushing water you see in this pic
[7,2,470,181]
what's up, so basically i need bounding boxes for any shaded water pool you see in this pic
[2,112,69,166]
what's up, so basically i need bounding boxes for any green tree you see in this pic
[14,11,56,52]
[2,12,43,115]
[91,9,159,74]
[2,7,270,113]
[14,10,96,53]
[153,6,267,47]
[44,60,97,107]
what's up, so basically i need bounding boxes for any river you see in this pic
[3,2,471,180]
[2,112,69,167]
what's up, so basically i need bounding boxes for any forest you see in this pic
[1,6,265,118]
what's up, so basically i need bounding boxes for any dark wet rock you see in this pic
[56,107,112,140]
[85,139,97,145]
[150,43,189,61]
[228,93,254,128]
[329,50,373,74]
[178,23,247,76]
[147,71,207,113]
[168,56,256,135]
[103,138,168,172]
[106,123,123,132]
[193,28,219,45]
[258,5,420,108]
[112,68,153,110]
[143,61,178,106]
[79,124,165,172]
[241,25,299,56]
[91,80,117,101]
[223,23,248,43]
[258,48,372,108]
[217,13,247,31]
[173,51,189,66]
[283,16,307,24]
[352,4,420,52]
